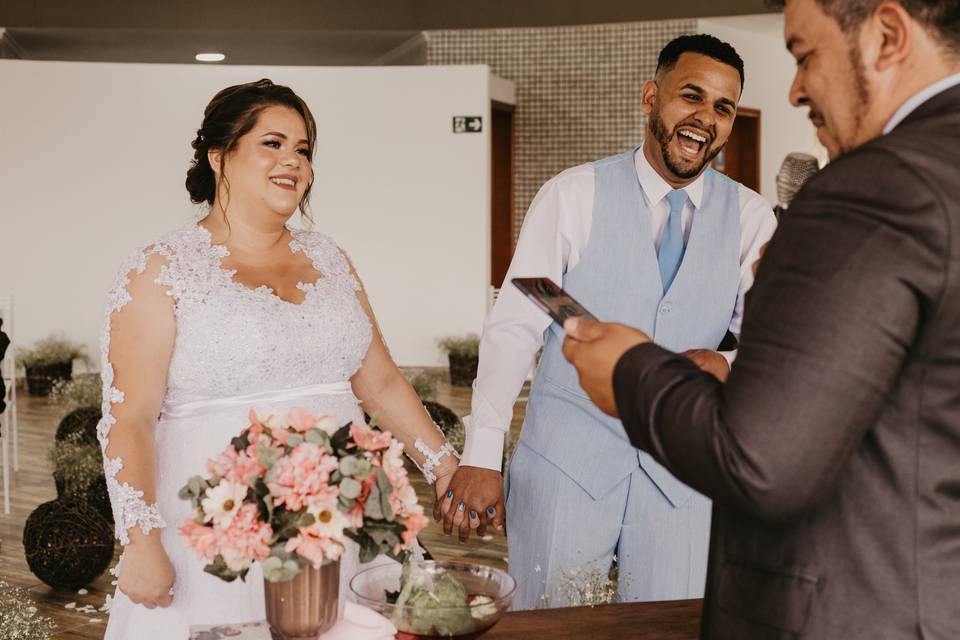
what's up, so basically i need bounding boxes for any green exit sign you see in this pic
[452,116,482,133]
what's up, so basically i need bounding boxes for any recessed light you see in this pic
[196,53,226,63]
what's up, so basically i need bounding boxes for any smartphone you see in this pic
[511,277,597,325]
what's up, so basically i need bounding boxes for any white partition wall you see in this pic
[0,61,505,366]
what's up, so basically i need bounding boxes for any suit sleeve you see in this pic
[613,147,946,523]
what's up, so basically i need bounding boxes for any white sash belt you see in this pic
[161,382,354,420]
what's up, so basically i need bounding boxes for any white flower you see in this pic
[264,412,289,429]
[397,484,418,511]
[307,501,349,541]
[316,416,340,435]
[383,439,405,472]
[201,479,248,527]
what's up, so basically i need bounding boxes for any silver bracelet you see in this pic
[413,438,459,485]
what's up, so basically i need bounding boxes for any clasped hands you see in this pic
[433,464,506,543]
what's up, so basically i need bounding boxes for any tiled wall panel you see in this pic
[426,20,696,236]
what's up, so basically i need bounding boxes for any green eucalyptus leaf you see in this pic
[339,456,360,477]
[340,477,362,499]
[256,444,281,469]
[203,555,241,583]
[354,459,373,478]
[231,433,250,452]
[377,468,394,522]
[365,484,384,520]
[305,429,327,446]
[262,556,302,583]
[330,424,353,455]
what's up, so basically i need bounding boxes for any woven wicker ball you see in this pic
[364,402,460,436]
[53,472,114,525]
[23,498,114,590]
[423,401,461,435]
[55,407,102,445]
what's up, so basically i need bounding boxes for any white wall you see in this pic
[698,15,826,203]
[0,61,502,367]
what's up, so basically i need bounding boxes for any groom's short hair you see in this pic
[656,34,745,88]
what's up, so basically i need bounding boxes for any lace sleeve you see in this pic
[96,246,174,546]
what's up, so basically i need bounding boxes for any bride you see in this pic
[97,79,467,639]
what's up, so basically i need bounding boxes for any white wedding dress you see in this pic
[98,222,416,640]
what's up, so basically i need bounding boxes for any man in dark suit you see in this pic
[562,0,960,637]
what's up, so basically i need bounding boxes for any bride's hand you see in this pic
[118,533,176,609]
[433,460,474,537]
[435,465,503,543]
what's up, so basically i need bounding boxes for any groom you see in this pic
[439,34,776,609]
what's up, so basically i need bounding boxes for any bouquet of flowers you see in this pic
[179,408,429,583]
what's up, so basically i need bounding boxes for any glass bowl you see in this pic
[349,560,516,639]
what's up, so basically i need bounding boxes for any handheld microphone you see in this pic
[775,152,820,212]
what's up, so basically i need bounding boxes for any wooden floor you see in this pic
[0,371,528,639]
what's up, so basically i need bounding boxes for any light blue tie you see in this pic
[658,189,688,292]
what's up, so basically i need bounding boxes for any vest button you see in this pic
[660,306,670,314]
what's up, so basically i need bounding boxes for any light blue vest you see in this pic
[519,148,741,505]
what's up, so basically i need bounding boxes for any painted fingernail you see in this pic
[446,490,453,498]
[470,511,478,519]
[487,506,496,514]
[457,502,465,511]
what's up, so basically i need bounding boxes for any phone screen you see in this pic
[511,277,597,325]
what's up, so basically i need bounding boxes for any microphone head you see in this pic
[776,152,820,208]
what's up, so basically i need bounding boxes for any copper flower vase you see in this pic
[264,561,340,640]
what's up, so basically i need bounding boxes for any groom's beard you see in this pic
[649,104,725,180]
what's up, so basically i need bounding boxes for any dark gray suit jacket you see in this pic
[614,85,960,638]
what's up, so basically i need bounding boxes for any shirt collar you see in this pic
[634,147,706,210]
[884,73,960,134]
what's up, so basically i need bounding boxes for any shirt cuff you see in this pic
[458,415,506,471]
[719,349,738,369]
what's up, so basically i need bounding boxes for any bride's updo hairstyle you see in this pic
[185,79,317,218]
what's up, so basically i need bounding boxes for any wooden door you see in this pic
[490,100,515,288]
[713,107,760,192]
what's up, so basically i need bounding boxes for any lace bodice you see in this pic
[96,222,373,545]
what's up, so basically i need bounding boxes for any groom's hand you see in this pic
[435,466,505,543]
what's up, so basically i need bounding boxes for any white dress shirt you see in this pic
[883,73,960,134]
[461,148,777,470]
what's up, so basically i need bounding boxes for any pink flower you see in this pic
[270,426,293,448]
[389,484,419,517]
[401,511,429,546]
[215,504,273,572]
[181,520,219,560]
[284,504,348,568]
[267,443,339,512]
[288,407,317,433]
[247,410,266,442]
[206,446,265,485]
[286,533,344,568]
[350,422,393,451]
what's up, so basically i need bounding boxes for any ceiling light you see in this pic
[195,53,225,63]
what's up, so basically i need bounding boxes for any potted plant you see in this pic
[17,336,86,397]
[437,334,480,387]
[179,409,429,639]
